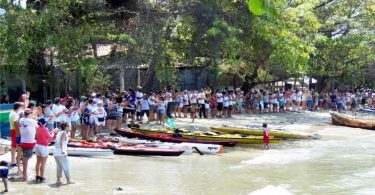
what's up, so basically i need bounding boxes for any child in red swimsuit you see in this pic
[263,123,270,150]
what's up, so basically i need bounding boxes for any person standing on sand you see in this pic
[9,102,22,168]
[19,109,38,181]
[35,118,51,183]
[263,123,270,150]
[53,122,74,185]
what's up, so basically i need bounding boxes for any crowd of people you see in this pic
[1,85,374,192]
[4,100,73,192]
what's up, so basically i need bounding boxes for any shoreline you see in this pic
[0,111,374,194]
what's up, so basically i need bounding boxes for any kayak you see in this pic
[67,141,114,149]
[131,127,181,134]
[331,113,375,130]
[118,137,223,154]
[117,137,161,145]
[114,129,238,147]
[113,145,185,156]
[181,132,281,144]
[48,146,113,157]
[210,126,320,139]
[0,139,11,147]
[132,126,282,143]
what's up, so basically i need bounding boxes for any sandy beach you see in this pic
[1,110,374,195]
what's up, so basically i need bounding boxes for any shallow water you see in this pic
[3,113,375,195]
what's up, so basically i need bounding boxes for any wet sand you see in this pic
[1,111,374,194]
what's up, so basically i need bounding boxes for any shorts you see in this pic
[124,108,136,114]
[11,130,16,148]
[23,147,34,158]
[141,110,150,117]
[35,144,49,157]
[217,103,223,111]
[0,168,9,178]
[263,137,270,144]
[106,116,117,120]
[158,109,165,115]
[71,120,79,126]
[16,137,21,145]
[150,105,158,113]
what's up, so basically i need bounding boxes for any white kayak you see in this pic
[0,139,11,148]
[117,137,192,155]
[48,146,113,157]
[118,137,223,154]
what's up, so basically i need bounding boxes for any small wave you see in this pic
[240,147,316,166]
[248,184,294,195]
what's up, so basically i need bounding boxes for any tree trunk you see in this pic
[316,76,330,92]
[119,69,125,92]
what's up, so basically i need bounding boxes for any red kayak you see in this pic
[114,129,238,147]
[114,145,184,156]
[67,141,114,149]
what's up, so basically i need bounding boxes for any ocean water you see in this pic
[3,123,375,194]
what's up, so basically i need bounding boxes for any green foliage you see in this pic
[1,0,374,92]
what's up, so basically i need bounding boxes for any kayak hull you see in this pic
[118,137,223,154]
[113,146,184,156]
[210,126,318,139]
[115,129,238,147]
[181,134,280,144]
[67,142,114,149]
[331,113,375,130]
[48,147,113,157]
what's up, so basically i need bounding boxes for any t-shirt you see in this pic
[189,93,197,104]
[197,92,205,104]
[136,92,143,100]
[216,93,223,103]
[166,92,173,103]
[158,100,165,110]
[183,94,189,105]
[140,99,150,110]
[9,110,19,130]
[36,125,51,146]
[44,106,55,124]
[19,118,38,145]
[52,104,65,122]
[223,96,229,107]
[94,106,107,118]
[127,93,136,108]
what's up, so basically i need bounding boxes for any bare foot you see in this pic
[67,180,75,184]
[56,181,62,185]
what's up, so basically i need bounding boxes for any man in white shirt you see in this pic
[216,90,223,117]
[166,90,173,118]
[19,109,38,181]
[51,98,66,128]
[136,86,144,100]
[140,95,150,123]
[197,89,206,118]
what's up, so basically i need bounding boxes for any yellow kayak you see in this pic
[131,127,179,134]
[210,126,319,139]
[181,132,281,144]
[132,127,280,144]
